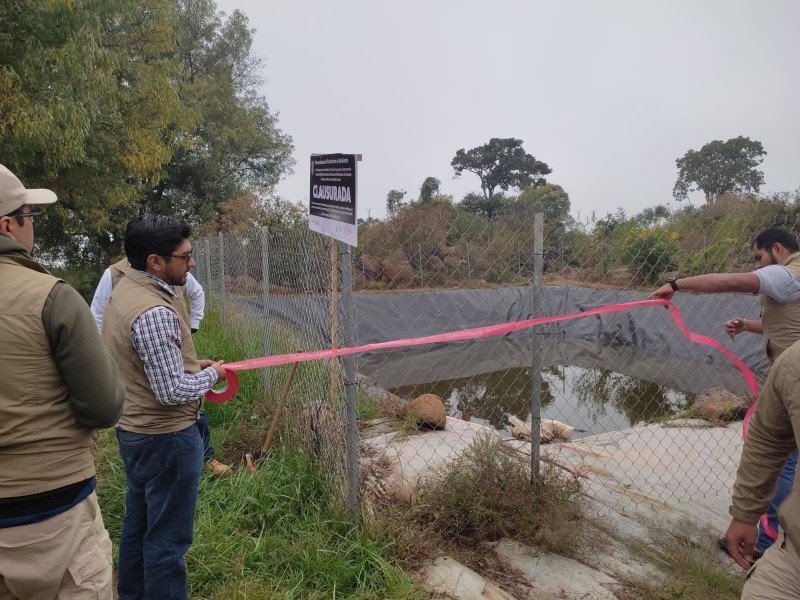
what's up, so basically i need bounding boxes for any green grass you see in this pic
[94,308,429,599]
[618,520,743,600]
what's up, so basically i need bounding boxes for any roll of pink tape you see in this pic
[205,369,239,403]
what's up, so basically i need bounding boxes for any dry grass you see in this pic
[366,434,585,575]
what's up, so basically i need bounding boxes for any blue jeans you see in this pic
[757,449,798,552]
[197,410,214,462]
[116,425,203,600]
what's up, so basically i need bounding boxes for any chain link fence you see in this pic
[193,193,798,517]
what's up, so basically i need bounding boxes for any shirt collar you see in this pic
[143,271,177,296]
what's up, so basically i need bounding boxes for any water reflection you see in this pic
[389,364,693,436]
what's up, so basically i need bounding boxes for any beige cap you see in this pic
[0,164,57,216]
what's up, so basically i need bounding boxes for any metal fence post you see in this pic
[218,232,227,325]
[340,242,360,521]
[204,239,212,306]
[194,239,204,286]
[260,227,271,396]
[530,213,544,484]
[418,244,423,272]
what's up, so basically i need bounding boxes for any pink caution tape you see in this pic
[205,369,239,403]
[207,299,760,405]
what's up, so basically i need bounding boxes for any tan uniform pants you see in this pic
[742,531,800,599]
[0,492,112,600]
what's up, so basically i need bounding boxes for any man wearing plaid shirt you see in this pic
[101,214,227,600]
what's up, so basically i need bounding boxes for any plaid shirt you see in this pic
[130,274,218,406]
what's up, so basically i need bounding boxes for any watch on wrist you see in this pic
[667,276,679,292]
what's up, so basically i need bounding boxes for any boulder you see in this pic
[443,256,462,270]
[234,275,260,294]
[426,255,444,272]
[404,394,447,429]
[360,254,383,280]
[381,257,414,286]
[691,387,751,421]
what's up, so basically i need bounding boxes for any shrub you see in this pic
[683,240,733,276]
[409,435,583,554]
[622,227,680,284]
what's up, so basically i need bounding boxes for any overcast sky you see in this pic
[215,0,800,224]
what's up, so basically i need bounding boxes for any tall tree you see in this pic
[385,189,407,214]
[512,183,571,223]
[0,0,293,268]
[673,136,766,206]
[418,176,441,204]
[459,191,507,220]
[451,138,551,200]
[143,0,294,226]
[0,0,182,265]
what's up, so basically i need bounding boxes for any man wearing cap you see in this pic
[0,164,125,598]
[101,214,226,600]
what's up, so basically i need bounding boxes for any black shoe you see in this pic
[718,537,763,561]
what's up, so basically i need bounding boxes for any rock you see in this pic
[692,387,751,421]
[381,257,413,286]
[494,540,619,599]
[404,394,446,429]
[419,556,516,600]
[433,243,456,258]
[234,275,260,293]
[362,417,500,502]
[426,255,444,271]
[360,254,383,280]
[443,256,462,270]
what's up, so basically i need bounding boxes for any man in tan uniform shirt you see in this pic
[0,164,125,599]
[726,340,800,598]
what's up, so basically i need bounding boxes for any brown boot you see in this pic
[206,459,233,476]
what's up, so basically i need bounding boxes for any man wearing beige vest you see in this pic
[92,260,232,477]
[650,228,800,595]
[101,214,226,600]
[0,164,125,599]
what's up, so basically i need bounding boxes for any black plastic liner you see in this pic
[247,285,769,394]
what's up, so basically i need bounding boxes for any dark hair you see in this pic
[754,228,800,253]
[124,214,191,270]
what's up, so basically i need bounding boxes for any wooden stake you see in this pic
[261,362,299,454]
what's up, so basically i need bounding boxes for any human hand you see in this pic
[211,360,227,380]
[725,318,746,340]
[725,519,758,570]
[648,284,674,300]
[200,359,227,380]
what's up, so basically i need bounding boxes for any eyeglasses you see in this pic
[166,251,194,262]
[12,210,41,223]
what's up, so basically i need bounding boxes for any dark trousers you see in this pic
[116,425,203,600]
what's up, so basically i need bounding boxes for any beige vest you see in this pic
[761,251,800,363]
[0,254,97,497]
[102,264,201,434]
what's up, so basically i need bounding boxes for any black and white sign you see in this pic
[308,153,357,246]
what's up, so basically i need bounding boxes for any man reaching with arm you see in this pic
[650,227,800,558]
